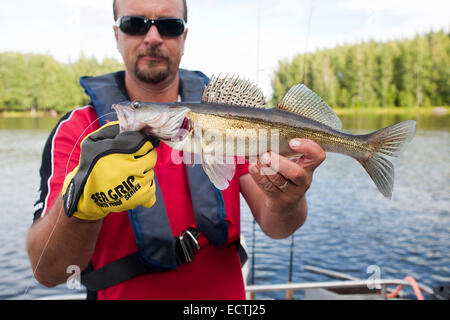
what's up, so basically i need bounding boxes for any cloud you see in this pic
[338,0,449,14]
[306,0,450,49]
[63,0,113,11]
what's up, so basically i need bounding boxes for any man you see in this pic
[27,0,325,299]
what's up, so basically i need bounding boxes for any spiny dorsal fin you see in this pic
[201,75,266,108]
[277,84,343,130]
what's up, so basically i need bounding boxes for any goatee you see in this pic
[134,46,171,84]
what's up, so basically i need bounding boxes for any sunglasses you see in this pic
[115,16,186,37]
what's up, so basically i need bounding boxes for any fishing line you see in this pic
[288,233,295,283]
[251,219,256,286]
[302,0,315,84]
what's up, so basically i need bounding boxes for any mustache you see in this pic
[138,46,169,59]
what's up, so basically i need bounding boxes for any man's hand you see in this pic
[249,139,326,211]
[62,121,159,220]
[240,139,325,239]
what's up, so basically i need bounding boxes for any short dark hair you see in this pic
[113,0,188,23]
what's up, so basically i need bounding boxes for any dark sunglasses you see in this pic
[115,16,186,37]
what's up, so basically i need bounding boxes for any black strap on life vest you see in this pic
[81,227,201,291]
[81,228,248,293]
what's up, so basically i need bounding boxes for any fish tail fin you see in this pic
[359,120,416,199]
[358,154,395,199]
[367,120,416,158]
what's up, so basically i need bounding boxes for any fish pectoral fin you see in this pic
[201,153,236,190]
[277,84,343,130]
[192,127,236,190]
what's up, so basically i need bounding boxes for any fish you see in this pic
[112,75,416,198]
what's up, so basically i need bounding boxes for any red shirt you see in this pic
[34,105,249,299]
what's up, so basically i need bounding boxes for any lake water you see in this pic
[0,113,448,300]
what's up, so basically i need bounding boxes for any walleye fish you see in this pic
[113,75,416,198]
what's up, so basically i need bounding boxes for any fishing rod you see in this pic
[303,0,314,84]
[287,0,314,300]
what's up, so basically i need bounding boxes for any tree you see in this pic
[0,52,124,112]
[270,29,449,109]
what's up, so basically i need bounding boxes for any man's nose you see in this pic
[144,25,163,46]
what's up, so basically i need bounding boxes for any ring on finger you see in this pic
[278,181,289,190]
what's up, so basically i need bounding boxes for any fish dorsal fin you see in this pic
[277,84,343,130]
[201,75,266,108]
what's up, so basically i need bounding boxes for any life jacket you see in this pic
[78,70,246,291]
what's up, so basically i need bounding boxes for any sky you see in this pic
[0,0,449,97]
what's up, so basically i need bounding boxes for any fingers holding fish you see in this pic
[265,173,296,194]
[270,152,312,197]
[289,139,326,172]
[278,139,326,195]
[248,161,284,195]
[249,151,307,199]
[248,141,328,208]
[262,166,292,193]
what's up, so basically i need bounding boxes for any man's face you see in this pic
[114,0,187,85]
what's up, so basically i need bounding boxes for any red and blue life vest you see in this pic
[78,70,245,291]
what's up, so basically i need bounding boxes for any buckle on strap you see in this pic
[178,228,200,263]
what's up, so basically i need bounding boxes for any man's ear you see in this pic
[113,25,119,49]
[181,28,188,55]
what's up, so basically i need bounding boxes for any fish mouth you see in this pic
[114,101,191,142]
[113,103,135,131]
[139,105,191,141]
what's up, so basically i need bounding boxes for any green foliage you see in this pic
[271,29,450,108]
[1,30,448,112]
[0,53,123,112]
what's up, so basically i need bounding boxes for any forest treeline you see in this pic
[0,53,124,112]
[271,29,449,108]
[0,29,449,112]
